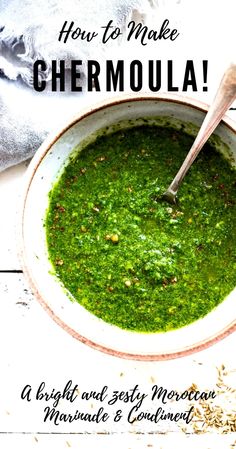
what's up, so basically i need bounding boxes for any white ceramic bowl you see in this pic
[19,93,236,360]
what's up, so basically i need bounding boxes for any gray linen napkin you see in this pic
[0,0,154,172]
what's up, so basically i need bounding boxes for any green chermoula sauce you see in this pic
[46,125,236,333]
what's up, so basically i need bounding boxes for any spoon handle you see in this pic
[163,64,236,203]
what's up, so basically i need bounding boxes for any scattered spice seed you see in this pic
[111,234,119,243]
[124,280,132,287]
[179,365,236,434]
[171,276,177,284]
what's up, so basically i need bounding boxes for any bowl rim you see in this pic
[18,92,236,361]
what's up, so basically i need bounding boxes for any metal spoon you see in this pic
[162,64,236,204]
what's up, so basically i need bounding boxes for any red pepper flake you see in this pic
[56,204,66,213]
[197,244,204,251]
[162,279,168,288]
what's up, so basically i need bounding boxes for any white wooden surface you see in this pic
[0,105,236,447]
[1,1,236,440]
[0,0,236,449]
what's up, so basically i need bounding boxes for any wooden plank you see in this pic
[0,433,235,449]
[0,161,29,270]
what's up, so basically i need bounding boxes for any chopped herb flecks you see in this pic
[46,126,236,332]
